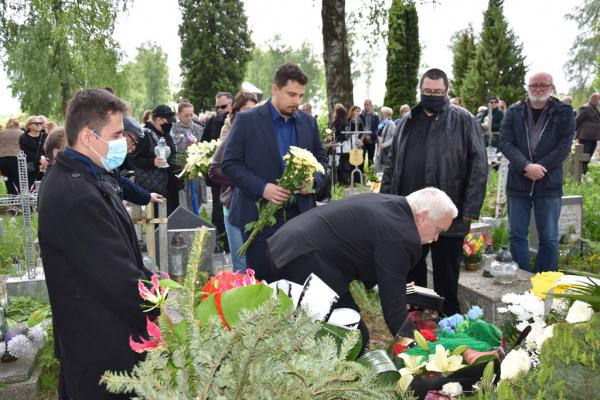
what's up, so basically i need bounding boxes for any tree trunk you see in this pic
[321,0,354,121]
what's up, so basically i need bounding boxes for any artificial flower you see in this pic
[396,374,414,393]
[425,345,464,374]
[201,268,259,299]
[466,305,483,321]
[419,329,437,342]
[441,382,463,397]
[398,353,426,376]
[424,390,452,400]
[463,348,499,365]
[530,271,565,299]
[534,324,554,350]
[393,343,408,356]
[130,317,164,353]
[28,325,47,350]
[439,319,455,334]
[565,300,594,324]
[6,334,34,359]
[500,349,531,381]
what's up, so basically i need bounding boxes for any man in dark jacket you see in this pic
[381,68,487,316]
[576,93,600,173]
[480,96,504,149]
[267,188,457,342]
[38,88,157,399]
[222,63,329,280]
[500,72,575,272]
[360,99,380,166]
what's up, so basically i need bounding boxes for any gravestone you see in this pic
[528,195,583,253]
[0,347,42,400]
[495,156,509,218]
[427,263,533,326]
[563,143,590,183]
[154,206,216,275]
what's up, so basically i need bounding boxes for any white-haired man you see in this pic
[266,188,457,346]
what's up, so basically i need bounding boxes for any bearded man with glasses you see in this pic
[381,68,487,317]
[500,72,575,273]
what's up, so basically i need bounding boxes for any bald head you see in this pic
[590,93,600,107]
[528,72,554,109]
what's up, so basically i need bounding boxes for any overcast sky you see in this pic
[0,0,580,116]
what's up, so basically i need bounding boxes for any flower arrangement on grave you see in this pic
[468,270,600,398]
[0,309,48,362]
[463,233,488,269]
[176,139,220,179]
[103,227,412,399]
[238,146,324,256]
[359,306,504,399]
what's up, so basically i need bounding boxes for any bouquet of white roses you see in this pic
[177,139,221,179]
[238,146,324,256]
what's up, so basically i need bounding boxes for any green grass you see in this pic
[0,214,38,275]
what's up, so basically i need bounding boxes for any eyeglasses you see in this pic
[216,104,229,110]
[528,83,553,90]
[421,89,447,96]
[31,122,42,126]
[489,100,498,104]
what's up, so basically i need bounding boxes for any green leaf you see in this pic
[358,350,401,386]
[451,344,468,356]
[159,279,183,290]
[27,309,48,328]
[481,360,495,389]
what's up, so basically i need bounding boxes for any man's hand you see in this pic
[154,157,165,168]
[524,163,547,181]
[150,193,165,203]
[296,178,314,196]
[263,183,290,205]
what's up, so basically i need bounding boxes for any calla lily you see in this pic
[130,317,164,353]
[426,345,464,373]
[398,353,426,376]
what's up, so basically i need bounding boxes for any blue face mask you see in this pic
[89,134,128,171]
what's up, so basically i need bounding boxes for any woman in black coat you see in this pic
[19,115,47,188]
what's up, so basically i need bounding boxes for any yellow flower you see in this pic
[530,271,565,299]
[425,345,464,374]
[396,374,414,393]
[398,354,425,376]
[289,146,325,174]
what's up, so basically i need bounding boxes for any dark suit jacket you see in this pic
[38,150,154,399]
[221,101,329,230]
[267,193,422,336]
[576,103,600,141]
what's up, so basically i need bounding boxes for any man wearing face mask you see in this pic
[38,88,158,399]
[381,68,487,317]
[132,104,181,215]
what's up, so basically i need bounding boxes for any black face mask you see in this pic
[420,95,447,113]
[160,122,173,134]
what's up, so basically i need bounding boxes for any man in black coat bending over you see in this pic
[266,188,457,343]
[38,88,155,400]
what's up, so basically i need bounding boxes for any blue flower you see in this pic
[447,313,464,327]
[467,305,483,321]
[439,318,455,334]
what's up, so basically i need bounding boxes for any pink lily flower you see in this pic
[130,317,164,353]
[138,273,170,311]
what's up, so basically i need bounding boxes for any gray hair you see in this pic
[406,187,458,220]
[380,106,393,117]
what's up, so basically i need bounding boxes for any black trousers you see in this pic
[363,142,376,166]
[242,207,300,281]
[0,156,19,194]
[210,184,228,251]
[406,235,465,316]
[580,139,597,173]
[267,249,370,354]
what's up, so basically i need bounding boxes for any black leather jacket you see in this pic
[381,102,488,236]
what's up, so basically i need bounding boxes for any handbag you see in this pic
[134,129,168,195]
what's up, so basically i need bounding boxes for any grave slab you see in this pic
[529,195,583,253]
[0,366,40,400]
[5,268,48,304]
[0,347,41,400]
[427,264,533,326]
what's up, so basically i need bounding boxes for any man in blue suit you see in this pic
[221,63,330,280]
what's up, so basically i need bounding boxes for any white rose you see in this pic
[565,300,593,324]
[500,349,531,381]
[534,324,554,350]
[441,382,463,396]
